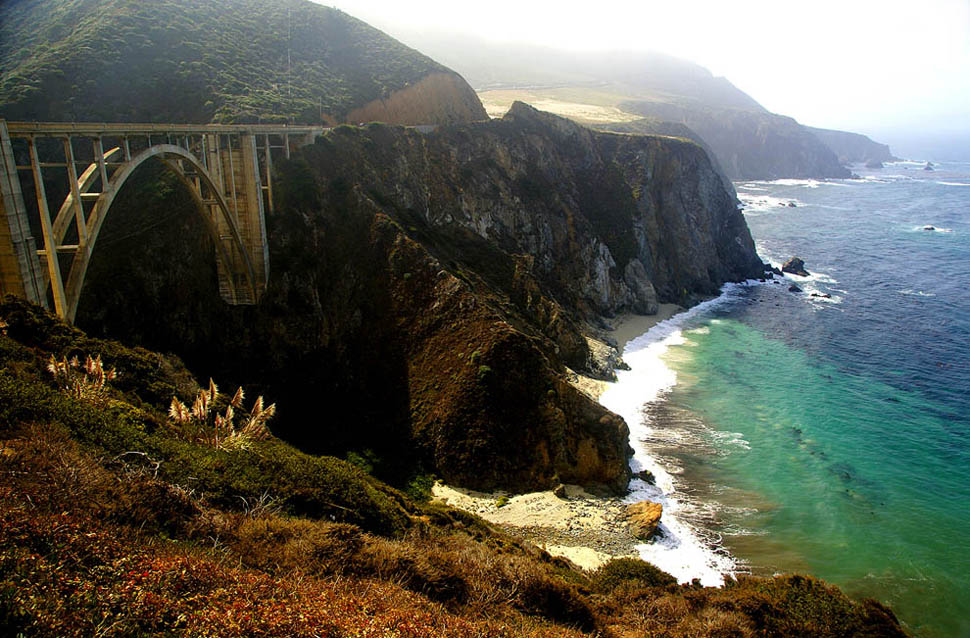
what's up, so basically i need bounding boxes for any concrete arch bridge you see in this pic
[0,120,325,322]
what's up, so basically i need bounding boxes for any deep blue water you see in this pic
[623,161,970,637]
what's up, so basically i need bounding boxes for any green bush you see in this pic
[592,557,677,593]
[405,474,437,502]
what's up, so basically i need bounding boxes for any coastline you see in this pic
[432,303,687,572]
[611,304,685,351]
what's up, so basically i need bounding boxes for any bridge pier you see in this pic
[0,121,46,306]
[0,121,324,322]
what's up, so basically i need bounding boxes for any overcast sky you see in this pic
[324,0,969,142]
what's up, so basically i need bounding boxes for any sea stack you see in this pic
[782,257,811,277]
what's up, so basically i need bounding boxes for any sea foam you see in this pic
[600,285,758,586]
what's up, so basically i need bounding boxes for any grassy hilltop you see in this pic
[0,0,484,124]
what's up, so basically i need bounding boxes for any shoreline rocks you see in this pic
[625,501,663,540]
[782,257,810,277]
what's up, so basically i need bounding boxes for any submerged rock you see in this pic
[782,257,810,277]
[789,284,803,293]
[866,159,884,169]
[626,501,663,539]
[924,162,935,171]
[922,225,937,231]
[811,292,831,298]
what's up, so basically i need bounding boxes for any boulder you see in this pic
[924,162,934,171]
[782,257,810,277]
[789,284,803,293]
[787,201,797,207]
[634,469,656,485]
[922,225,936,231]
[625,501,663,539]
[553,483,568,499]
[811,292,831,298]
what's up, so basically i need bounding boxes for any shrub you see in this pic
[234,517,364,575]
[592,557,677,593]
[405,474,437,502]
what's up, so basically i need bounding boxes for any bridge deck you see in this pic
[4,122,328,137]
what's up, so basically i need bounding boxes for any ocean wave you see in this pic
[738,194,803,214]
[782,268,838,285]
[898,289,936,297]
[710,430,752,451]
[766,178,824,188]
[600,283,765,586]
[911,225,953,233]
[937,181,970,187]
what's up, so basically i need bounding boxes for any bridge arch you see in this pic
[2,121,327,322]
[59,144,259,322]
[52,144,256,322]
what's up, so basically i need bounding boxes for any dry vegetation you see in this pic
[0,297,907,636]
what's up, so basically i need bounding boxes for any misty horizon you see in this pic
[326,0,970,160]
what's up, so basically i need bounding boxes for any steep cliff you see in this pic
[0,0,486,124]
[73,104,762,494]
[806,126,899,165]
[620,100,851,180]
[599,117,736,198]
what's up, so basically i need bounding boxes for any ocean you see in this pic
[601,160,970,637]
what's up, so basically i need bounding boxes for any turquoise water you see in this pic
[630,163,970,637]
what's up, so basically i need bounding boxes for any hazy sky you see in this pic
[324,0,970,140]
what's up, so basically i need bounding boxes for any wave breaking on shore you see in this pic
[600,284,760,586]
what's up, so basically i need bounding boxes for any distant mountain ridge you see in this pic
[619,100,852,180]
[388,35,893,180]
[0,0,486,124]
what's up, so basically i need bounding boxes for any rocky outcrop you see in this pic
[782,257,810,277]
[75,103,763,495]
[625,501,663,539]
[345,72,486,125]
[806,126,898,165]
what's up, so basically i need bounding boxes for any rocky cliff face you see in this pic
[309,102,761,317]
[806,126,898,165]
[620,101,852,180]
[598,118,737,200]
[74,104,763,494]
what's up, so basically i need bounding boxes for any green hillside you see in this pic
[0,0,468,123]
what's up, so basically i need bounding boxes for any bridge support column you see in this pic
[0,121,45,305]
[204,133,267,304]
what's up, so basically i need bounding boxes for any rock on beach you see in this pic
[625,501,663,540]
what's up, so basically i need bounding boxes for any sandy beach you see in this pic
[610,304,684,351]
[432,304,685,570]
